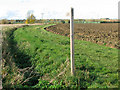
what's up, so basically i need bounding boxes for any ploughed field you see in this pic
[46,23,118,48]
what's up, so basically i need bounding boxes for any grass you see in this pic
[3,24,118,88]
[2,26,26,88]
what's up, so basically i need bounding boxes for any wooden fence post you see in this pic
[0,26,2,89]
[70,7,75,76]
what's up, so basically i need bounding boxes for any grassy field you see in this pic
[2,24,118,88]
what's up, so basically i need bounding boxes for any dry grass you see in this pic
[2,25,39,88]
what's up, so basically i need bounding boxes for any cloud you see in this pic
[6,11,18,19]
[18,0,32,3]
[0,0,119,19]
[0,10,24,19]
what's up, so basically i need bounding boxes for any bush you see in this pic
[25,14,36,24]
[68,20,70,23]
[1,19,9,24]
[61,20,65,24]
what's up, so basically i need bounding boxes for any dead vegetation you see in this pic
[2,25,39,88]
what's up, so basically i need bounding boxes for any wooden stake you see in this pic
[0,26,2,89]
[70,7,75,76]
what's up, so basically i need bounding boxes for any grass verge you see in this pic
[3,24,118,88]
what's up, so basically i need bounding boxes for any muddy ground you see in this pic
[46,23,119,49]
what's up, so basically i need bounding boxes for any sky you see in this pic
[0,0,119,19]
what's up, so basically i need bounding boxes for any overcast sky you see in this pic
[0,0,119,19]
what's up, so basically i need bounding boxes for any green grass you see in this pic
[12,24,118,88]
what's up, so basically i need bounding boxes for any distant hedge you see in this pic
[61,20,65,24]
[100,21,120,23]
[0,19,9,24]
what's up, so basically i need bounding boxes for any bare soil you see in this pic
[46,23,118,49]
